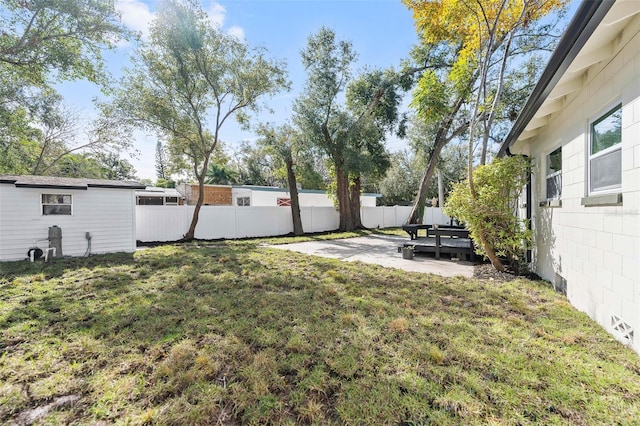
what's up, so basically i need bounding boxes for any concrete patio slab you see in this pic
[265,234,475,278]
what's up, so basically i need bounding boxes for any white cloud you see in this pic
[204,2,226,28]
[227,26,245,41]
[203,1,246,41]
[116,0,155,40]
[115,0,245,43]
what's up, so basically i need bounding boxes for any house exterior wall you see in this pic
[521,26,640,352]
[0,185,137,261]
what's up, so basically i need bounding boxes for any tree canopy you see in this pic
[0,0,132,177]
[295,27,405,231]
[106,0,289,240]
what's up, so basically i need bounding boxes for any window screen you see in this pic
[590,104,622,193]
[42,194,72,215]
[546,147,562,199]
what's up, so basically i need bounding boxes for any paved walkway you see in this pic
[265,234,475,278]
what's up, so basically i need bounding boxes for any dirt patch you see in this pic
[13,395,80,425]
[473,263,541,283]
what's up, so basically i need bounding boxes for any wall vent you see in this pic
[611,315,634,345]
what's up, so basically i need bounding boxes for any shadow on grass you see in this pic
[1,241,639,425]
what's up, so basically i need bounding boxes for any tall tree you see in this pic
[106,0,288,240]
[403,0,566,225]
[404,0,566,269]
[256,123,305,236]
[0,94,133,176]
[0,0,131,176]
[155,141,169,180]
[295,27,357,231]
[0,0,128,86]
[95,152,138,180]
[295,28,404,231]
[232,141,276,186]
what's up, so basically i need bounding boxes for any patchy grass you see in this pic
[1,239,639,425]
[251,227,406,245]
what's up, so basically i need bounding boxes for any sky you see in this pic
[56,0,421,181]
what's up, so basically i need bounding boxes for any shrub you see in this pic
[444,156,533,273]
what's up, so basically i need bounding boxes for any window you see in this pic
[236,196,250,206]
[589,104,622,194]
[277,197,291,206]
[546,147,562,199]
[164,196,178,206]
[137,196,163,205]
[42,194,72,215]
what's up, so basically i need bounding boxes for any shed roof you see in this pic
[135,186,185,198]
[0,175,146,190]
[497,0,640,156]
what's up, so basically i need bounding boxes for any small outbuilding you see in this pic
[136,186,185,206]
[0,175,145,261]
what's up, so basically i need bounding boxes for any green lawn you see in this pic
[1,236,639,425]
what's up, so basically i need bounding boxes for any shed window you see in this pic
[589,104,622,194]
[137,196,163,205]
[545,147,562,199]
[42,194,72,215]
[277,197,291,206]
[236,196,250,206]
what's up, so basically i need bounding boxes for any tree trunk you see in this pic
[349,175,363,229]
[407,138,447,224]
[336,166,354,231]
[437,168,444,207]
[285,156,304,236]
[184,174,206,241]
[477,225,506,272]
[407,97,468,224]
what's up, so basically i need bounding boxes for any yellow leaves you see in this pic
[404,0,568,57]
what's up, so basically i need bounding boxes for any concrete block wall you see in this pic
[525,22,640,353]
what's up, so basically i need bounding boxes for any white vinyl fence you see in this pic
[135,205,450,242]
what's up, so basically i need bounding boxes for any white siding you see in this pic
[521,22,640,353]
[0,185,137,261]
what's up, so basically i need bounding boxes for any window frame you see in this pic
[41,193,72,216]
[545,146,562,200]
[588,102,622,195]
[164,196,179,206]
[236,196,251,207]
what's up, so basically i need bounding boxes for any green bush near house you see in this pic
[445,156,533,273]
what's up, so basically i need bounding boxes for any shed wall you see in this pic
[0,185,137,261]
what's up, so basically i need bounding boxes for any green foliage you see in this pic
[378,151,422,206]
[108,0,288,184]
[0,0,129,86]
[0,0,132,177]
[94,152,138,180]
[444,156,532,271]
[154,177,175,188]
[295,27,406,229]
[105,0,288,238]
[205,163,238,185]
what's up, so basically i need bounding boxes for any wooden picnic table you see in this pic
[401,225,475,261]
[401,223,431,240]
